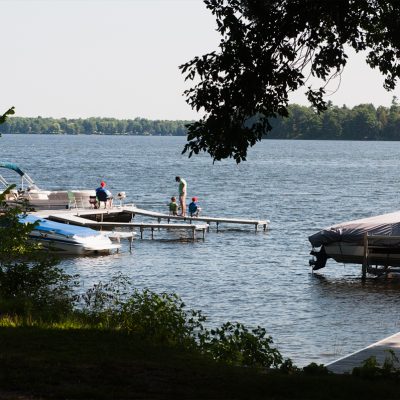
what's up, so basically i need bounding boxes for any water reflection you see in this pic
[311,271,400,296]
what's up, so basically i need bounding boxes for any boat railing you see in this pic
[0,175,9,189]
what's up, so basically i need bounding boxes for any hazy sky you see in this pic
[2,0,399,120]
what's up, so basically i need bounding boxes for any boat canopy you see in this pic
[20,215,102,238]
[309,211,400,247]
[0,162,25,177]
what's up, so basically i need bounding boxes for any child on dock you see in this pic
[169,196,179,216]
[188,197,201,217]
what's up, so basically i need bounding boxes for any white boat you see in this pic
[309,211,400,270]
[0,162,95,210]
[21,215,121,255]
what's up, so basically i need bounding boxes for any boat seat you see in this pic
[89,196,98,209]
[67,191,77,209]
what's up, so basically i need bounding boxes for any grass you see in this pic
[1,326,400,399]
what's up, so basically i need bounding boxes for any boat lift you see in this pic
[361,233,400,279]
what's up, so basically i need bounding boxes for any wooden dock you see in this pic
[33,207,208,240]
[33,204,269,232]
[126,206,269,231]
[327,332,400,374]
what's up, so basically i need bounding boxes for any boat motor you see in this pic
[309,246,328,270]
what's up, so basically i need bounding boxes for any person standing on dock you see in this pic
[175,176,187,216]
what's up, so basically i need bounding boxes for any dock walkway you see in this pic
[327,332,400,374]
[126,206,269,231]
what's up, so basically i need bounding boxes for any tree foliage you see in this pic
[0,107,15,125]
[0,116,190,136]
[3,101,400,140]
[180,0,400,162]
[269,101,400,140]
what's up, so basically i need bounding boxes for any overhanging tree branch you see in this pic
[180,0,400,162]
[0,107,15,125]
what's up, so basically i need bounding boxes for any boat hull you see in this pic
[31,238,119,255]
[29,231,120,255]
[22,216,121,255]
[311,242,400,271]
[324,243,400,267]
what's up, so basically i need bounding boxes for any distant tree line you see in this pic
[0,117,190,136]
[2,99,400,140]
[268,98,400,140]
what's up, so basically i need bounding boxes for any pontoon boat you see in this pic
[0,162,95,209]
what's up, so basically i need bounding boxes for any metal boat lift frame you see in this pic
[361,233,400,279]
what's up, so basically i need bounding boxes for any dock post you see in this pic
[202,228,205,240]
[255,223,258,232]
[216,222,219,232]
[263,223,267,231]
[129,231,133,253]
[151,227,154,239]
[140,226,143,239]
[192,227,195,241]
[362,233,368,280]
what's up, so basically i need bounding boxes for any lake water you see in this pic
[2,134,400,366]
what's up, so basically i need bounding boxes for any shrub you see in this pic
[0,187,78,319]
[302,362,329,375]
[0,260,78,319]
[352,350,400,378]
[119,289,206,346]
[199,322,284,368]
[80,275,205,345]
[80,276,286,369]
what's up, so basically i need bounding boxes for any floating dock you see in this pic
[327,332,400,374]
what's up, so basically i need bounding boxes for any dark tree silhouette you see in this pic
[0,107,15,125]
[180,0,400,162]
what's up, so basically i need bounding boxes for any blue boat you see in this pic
[20,215,120,255]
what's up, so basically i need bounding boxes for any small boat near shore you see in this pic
[309,210,400,272]
[0,162,95,210]
[21,215,121,255]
